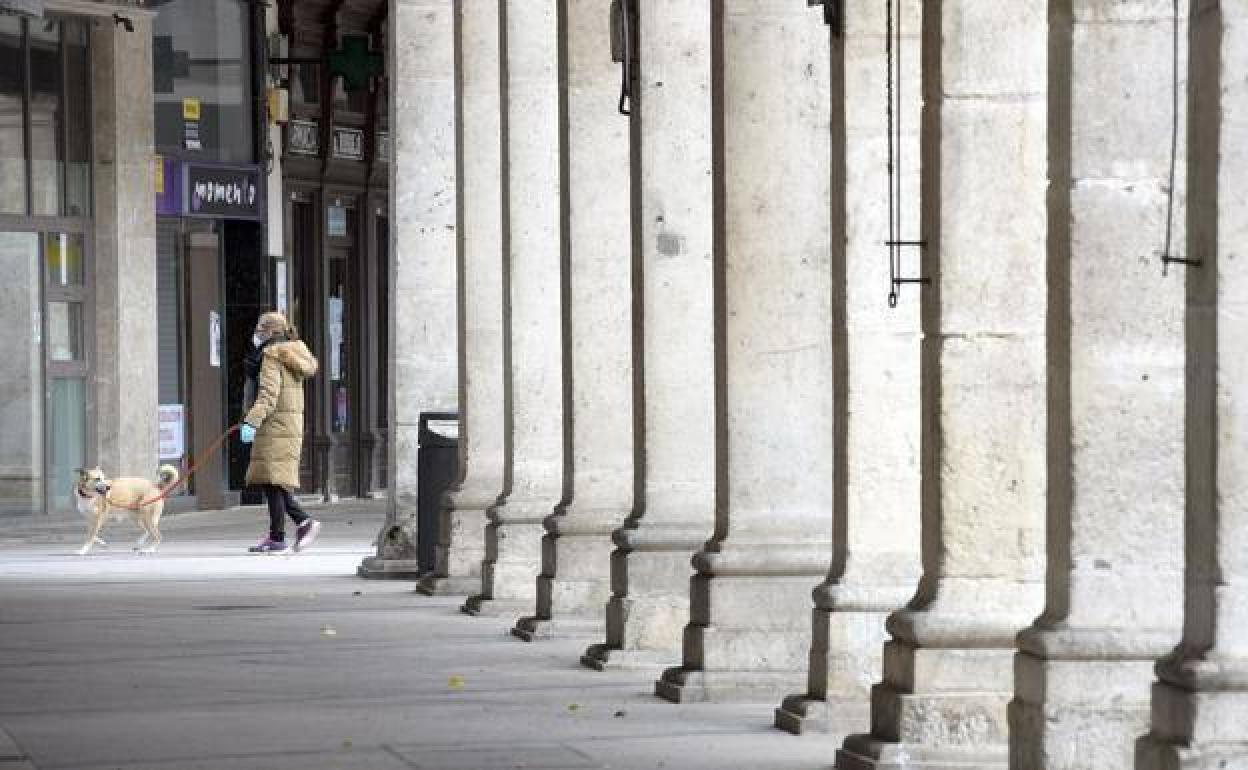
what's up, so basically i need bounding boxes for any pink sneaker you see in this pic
[248,537,287,553]
[294,519,321,552]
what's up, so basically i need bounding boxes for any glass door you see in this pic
[44,231,89,513]
[0,232,43,515]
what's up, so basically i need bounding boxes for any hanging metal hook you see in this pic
[610,0,638,116]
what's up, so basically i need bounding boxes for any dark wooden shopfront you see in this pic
[275,0,388,500]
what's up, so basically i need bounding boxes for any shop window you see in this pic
[0,17,27,214]
[152,0,254,164]
[0,16,92,218]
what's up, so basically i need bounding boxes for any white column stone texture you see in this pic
[1010,2,1187,769]
[580,0,716,672]
[92,14,159,483]
[838,1,1049,767]
[417,0,506,597]
[655,1,834,704]
[360,0,459,579]
[1140,1,1248,767]
[463,0,565,618]
[776,0,923,741]
[513,0,634,642]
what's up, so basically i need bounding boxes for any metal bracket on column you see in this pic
[610,0,638,115]
[1158,0,1202,276]
[883,0,926,307]
[807,0,842,36]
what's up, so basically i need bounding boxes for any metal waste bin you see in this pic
[417,412,459,573]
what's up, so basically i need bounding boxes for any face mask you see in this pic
[252,333,267,348]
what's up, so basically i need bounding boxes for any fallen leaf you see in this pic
[613,710,626,718]
[448,675,465,690]
[567,703,580,712]
[320,625,337,637]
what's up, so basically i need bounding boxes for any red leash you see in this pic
[107,424,242,511]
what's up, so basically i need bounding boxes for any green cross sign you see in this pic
[328,36,384,93]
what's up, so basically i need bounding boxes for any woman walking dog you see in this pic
[240,311,322,553]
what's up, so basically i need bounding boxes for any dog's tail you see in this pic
[157,464,180,489]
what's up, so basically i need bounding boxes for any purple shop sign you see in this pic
[182,163,264,220]
[154,157,183,216]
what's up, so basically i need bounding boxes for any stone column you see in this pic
[654,1,833,703]
[93,13,158,481]
[462,0,564,618]
[359,0,458,579]
[776,0,923,739]
[512,0,634,641]
[1010,3,1187,768]
[580,0,716,671]
[417,0,506,596]
[1140,2,1248,767]
[837,2,1048,767]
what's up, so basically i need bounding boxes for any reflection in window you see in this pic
[0,232,44,515]
[64,19,90,217]
[45,233,84,287]
[47,301,82,362]
[49,377,86,512]
[152,0,253,163]
[29,19,63,216]
[0,16,26,214]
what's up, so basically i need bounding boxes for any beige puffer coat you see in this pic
[243,340,318,489]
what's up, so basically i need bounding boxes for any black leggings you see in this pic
[261,485,309,540]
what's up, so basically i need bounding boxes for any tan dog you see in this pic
[73,465,179,555]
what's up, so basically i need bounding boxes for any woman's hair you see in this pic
[257,311,298,340]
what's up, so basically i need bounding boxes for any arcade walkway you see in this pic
[0,504,830,770]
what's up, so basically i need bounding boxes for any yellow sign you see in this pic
[154,155,164,195]
[182,97,201,121]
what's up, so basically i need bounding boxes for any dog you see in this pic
[73,465,179,556]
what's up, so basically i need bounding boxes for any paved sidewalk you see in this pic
[0,505,836,770]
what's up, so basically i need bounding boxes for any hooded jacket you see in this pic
[243,339,319,489]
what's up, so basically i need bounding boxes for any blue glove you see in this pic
[239,423,256,444]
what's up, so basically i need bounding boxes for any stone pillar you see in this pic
[92,13,158,481]
[1010,3,1187,768]
[776,0,923,740]
[1140,2,1248,767]
[359,0,459,578]
[654,1,833,703]
[837,2,1048,767]
[580,0,716,671]
[512,0,634,640]
[462,0,564,617]
[417,0,506,596]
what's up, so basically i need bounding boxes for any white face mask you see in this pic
[252,333,267,348]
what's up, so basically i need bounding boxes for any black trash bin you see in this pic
[417,412,459,573]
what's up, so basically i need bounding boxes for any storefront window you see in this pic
[0,17,26,214]
[63,20,90,217]
[0,16,92,218]
[29,19,62,216]
[152,0,254,164]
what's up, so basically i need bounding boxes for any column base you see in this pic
[580,642,678,672]
[1138,673,1248,770]
[1138,738,1248,770]
[511,614,602,642]
[416,574,481,596]
[837,733,1006,770]
[1010,628,1168,770]
[774,694,870,740]
[356,556,423,580]
[460,595,532,618]
[656,666,808,704]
